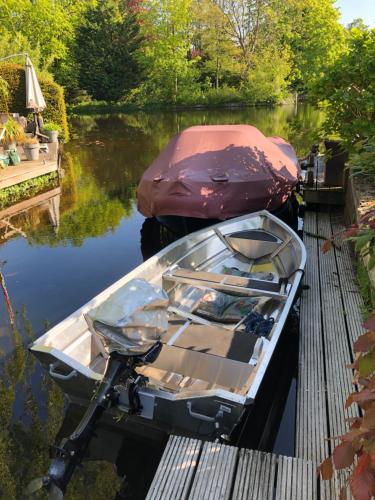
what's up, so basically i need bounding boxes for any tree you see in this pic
[281,0,346,92]
[136,0,199,103]
[75,0,142,101]
[211,0,270,78]
[192,0,241,89]
[347,18,369,31]
[312,27,375,183]
[242,45,292,104]
[0,0,83,71]
[313,28,375,142]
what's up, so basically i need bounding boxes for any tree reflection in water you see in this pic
[0,305,125,499]
[0,104,324,498]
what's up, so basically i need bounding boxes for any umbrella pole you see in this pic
[33,111,48,141]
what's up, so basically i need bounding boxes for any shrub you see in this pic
[43,122,61,132]
[0,63,69,142]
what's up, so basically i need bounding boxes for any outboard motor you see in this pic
[26,279,168,499]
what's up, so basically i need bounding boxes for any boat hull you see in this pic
[30,210,306,441]
[156,194,299,237]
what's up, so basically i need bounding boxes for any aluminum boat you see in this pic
[30,210,306,442]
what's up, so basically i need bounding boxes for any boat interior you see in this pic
[31,213,304,402]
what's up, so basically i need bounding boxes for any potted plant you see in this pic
[0,117,25,150]
[43,122,60,143]
[22,137,40,161]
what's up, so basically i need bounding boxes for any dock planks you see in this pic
[296,210,362,464]
[147,209,363,499]
[147,436,316,500]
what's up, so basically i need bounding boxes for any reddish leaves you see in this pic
[321,239,333,253]
[343,224,359,239]
[364,315,375,331]
[319,456,333,480]
[354,332,375,353]
[350,454,375,500]
[333,442,356,469]
[362,407,375,430]
[346,390,375,409]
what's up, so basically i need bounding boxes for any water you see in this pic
[0,104,323,498]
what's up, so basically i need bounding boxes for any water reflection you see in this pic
[0,104,323,498]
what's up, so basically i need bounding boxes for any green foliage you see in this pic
[0,116,25,144]
[0,0,350,108]
[0,0,92,71]
[0,172,59,210]
[351,138,375,182]
[284,0,346,92]
[43,122,61,132]
[242,47,292,104]
[357,259,374,316]
[313,28,375,181]
[74,0,142,101]
[136,0,199,104]
[192,0,241,89]
[0,62,69,141]
[314,28,375,140]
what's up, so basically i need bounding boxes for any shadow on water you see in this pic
[0,104,321,498]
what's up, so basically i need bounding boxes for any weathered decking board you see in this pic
[0,143,59,189]
[296,210,362,499]
[147,436,316,500]
[296,211,329,465]
[296,210,361,467]
[330,213,365,345]
[0,160,58,189]
[317,212,357,439]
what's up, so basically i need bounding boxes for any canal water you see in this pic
[0,104,323,499]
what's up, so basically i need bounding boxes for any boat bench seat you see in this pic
[163,267,287,299]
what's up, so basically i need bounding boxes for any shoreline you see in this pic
[68,98,308,116]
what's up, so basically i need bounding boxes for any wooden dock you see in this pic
[147,436,316,500]
[0,142,59,190]
[146,210,363,499]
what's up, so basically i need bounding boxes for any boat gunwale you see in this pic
[30,210,306,406]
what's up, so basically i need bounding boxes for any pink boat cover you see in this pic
[137,125,300,220]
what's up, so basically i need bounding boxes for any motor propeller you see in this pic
[25,476,63,500]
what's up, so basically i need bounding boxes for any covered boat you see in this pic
[30,210,305,443]
[137,125,300,232]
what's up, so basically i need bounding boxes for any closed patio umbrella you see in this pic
[25,56,46,111]
[25,55,47,138]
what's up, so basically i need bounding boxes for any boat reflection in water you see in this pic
[140,217,179,261]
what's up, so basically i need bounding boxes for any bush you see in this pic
[0,63,69,141]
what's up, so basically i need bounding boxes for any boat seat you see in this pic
[162,323,259,363]
[225,229,283,260]
[163,267,287,300]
